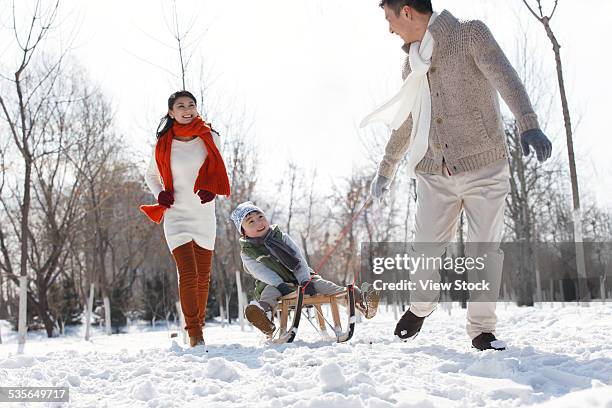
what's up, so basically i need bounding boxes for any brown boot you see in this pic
[245,303,275,337]
[189,334,205,347]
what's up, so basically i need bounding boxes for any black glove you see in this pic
[276,283,293,297]
[197,190,216,204]
[369,174,391,201]
[157,190,174,208]
[301,281,317,296]
[520,129,552,162]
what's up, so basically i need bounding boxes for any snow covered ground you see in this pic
[1,303,611,407]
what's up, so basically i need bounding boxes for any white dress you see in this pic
[145,133,220,251]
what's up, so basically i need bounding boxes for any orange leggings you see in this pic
[171,240,213,337]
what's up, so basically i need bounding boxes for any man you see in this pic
[364,0,552,350]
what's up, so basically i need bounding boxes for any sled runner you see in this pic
[271,284,356,344]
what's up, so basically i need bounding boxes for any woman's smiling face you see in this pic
[169,96,198,124]
[241,211,270,238]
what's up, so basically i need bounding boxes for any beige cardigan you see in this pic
[378,10,540,178]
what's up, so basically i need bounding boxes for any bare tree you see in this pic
[300,168,319,266]
[148,0,210,93]
[164,0,206,90]
[284,162,301,235]
[0,0,64,347]
[522,0,588,296]
[502,27,555,305]
[505,118,566,305]
[25,82,84,337]
[326,171,371,284]
[63,86,125,337]
[0,143,7,343]
[106,177,158,330]
[583,206,612,301]
[211,115,258,323]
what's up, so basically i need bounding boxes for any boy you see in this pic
[231,201,380,337]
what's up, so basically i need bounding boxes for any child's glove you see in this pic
[157,190,174,208]
[276,283,293,297]
[301,281,317,296]
[197,190,216,204]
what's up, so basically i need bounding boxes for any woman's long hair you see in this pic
[156,90,198,139]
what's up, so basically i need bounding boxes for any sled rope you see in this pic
[302,310,324,333]
[311,304,340,334]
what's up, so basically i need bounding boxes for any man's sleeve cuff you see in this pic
[378,160,397,179]
[517,113,540,134]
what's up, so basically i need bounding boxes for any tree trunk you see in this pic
[0,268,6,318]
[533,225,542,303]
[18,162,32,347]
[36,285,55,337]
[235,270,245,332]
[17,275,28,349]
[58,316,64,336]
[517,243,535,306]
[7,284,13,316]
[103,296,111,335]
[225,294,231,325]
[220,302,226,328]
[549,279,554,305]
[84,283,95,340]
[516,130,535,306]
[542,18,588,296]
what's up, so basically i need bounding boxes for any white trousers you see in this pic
[409,159,510,339]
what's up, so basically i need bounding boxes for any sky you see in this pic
[2,0,611,210]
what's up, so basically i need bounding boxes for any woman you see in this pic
[140,90,230,347]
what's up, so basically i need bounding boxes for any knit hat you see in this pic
[230,201,264,233]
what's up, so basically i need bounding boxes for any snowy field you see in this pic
[1,303,611,408]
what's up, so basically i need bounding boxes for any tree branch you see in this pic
[522,0,543,21]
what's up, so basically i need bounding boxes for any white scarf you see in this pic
[360,12,439,179]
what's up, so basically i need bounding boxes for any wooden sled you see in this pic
[271,284,356,344]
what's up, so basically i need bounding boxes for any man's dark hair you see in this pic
[379,0,433,16]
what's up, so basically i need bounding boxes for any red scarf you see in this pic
[140,116,231,223]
